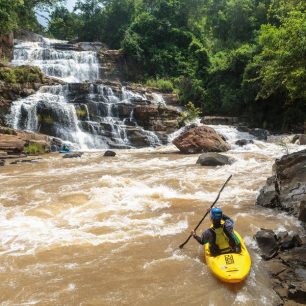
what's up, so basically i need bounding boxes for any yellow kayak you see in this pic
[204,231,251,283]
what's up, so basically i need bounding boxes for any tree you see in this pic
[0,0,24,33]
[48,6,81,40]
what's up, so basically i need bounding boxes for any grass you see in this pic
[0,65,44,84]
[75,108,88,118]
[23,143,45,155]
[146,78,174,93]
[37,114,54,125]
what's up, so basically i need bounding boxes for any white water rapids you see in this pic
[0,125,305,305]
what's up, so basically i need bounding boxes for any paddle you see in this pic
[179,174,233,249]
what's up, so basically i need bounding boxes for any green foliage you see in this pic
[24,143,45,155]
[48,6,81,40]
[2,0,306,133]
[174,77,206,108]
[0,66,44,84]
[38,114,54,125]
[179,101,202,125]
[0,0,23,33]
[146,79,174,93]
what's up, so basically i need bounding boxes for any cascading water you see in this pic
[8,38,164,149]
[12,39,99,83]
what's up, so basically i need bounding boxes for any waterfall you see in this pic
[8,38,164,149]
[12,39,99,83]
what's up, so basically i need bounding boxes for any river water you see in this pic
[0,127,305,305]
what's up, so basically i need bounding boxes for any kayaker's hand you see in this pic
[191,230,196,237]
[207,208,211,213]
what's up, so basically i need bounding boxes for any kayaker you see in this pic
[191,207,241,256]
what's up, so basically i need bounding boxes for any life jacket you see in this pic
[209,221,232,254]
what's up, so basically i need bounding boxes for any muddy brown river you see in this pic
[0,126,304,305]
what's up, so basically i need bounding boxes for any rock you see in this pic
[0,159,4,166]
[298,201,306,222]
[172,125,230,154]
[288,282,306,303]
[133,104,180,133]
[279,234,302,251]
[235,139,254,146]
[256,176,280,209]
[196,153,232,166]
[200,116,240,125]
[249,128,269,140]
[0,134,26,154]
[299,134,306,145]
[10,159,38,165]
[63,152,83,158]
[254,229,279,259]
[256,149,306,218]
[292,134,300,144]
[104,150,116,157]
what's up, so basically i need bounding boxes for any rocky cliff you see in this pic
[0,63,61,126]
[256,149,306,221]
[0,33,14,60]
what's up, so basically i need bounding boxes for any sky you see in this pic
[66,0,78,11]
[37,0,78,26]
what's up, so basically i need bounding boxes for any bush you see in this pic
[24,143,45,155]
[146,79,174,93]
[0,65,44,84]
[179,101,202,125]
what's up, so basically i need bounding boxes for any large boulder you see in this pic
[299,134,306,145]
[254,229,279,259]
[256,149,306,218]
[196,153,232,166]
[172,125,230,154]
[255,229,306,304]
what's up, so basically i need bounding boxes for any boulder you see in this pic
[235,139,254,146]
[256,150,306,218]
[172,125,230,154]
[254,229,279,259]
[63,152,83,158]
[104,150,116,157]
[299,201,306,222]
[0,134,26,154]
[256,230,306,306]
[249,128,269,140]
[288,282,306,303]
[299,134,306,145]
[196,153,232,166]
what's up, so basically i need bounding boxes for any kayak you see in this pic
[204,231,251,283]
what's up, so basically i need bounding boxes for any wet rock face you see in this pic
[0,32,14,60]
[0,126,62,157]
[63,152,83,158]
[254,229,306,304]
[172,126,230,154]
[235,139,254,146]
[104,150,116,157]
[133,105,180,133]
[196,153,232,166]
[256,149,306,219]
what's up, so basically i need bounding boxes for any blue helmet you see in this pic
[210,207,223,220]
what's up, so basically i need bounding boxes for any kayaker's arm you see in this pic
[191,229,210,245]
